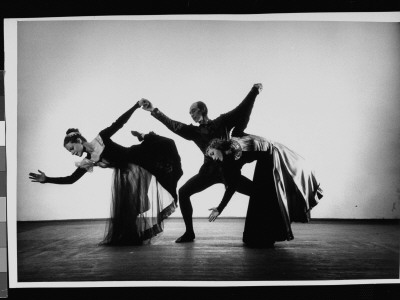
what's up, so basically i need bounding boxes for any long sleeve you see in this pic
[216,156,254,214]
[44,167,87,184]
[217,185,236,214]
[99,102,141,139]
[150,108,197,141]
[217,86,260,136]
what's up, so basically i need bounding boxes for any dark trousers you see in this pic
[178,165,253,234]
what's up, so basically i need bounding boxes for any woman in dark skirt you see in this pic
[29,100,183,246]
[206,134,323,248]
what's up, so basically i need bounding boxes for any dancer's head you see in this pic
[63,128,87,157]
[206,138,242,162]
[206,139,231,162]
[189,101,208,123]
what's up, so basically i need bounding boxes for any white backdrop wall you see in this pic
[13,19,400,221]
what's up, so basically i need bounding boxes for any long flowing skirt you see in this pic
[243,143,323,245]
[101,163,176,246]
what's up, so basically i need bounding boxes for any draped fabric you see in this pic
[271,142,323,222]
[101,164,176,246]
[232,135,323,245]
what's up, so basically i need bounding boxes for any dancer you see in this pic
[206,134,323,248]
[139,83,263,243]
[29,101,183,246]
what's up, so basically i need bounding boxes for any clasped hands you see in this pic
[138,98,154,112]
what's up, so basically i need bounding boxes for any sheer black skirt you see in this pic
[101,164,176,246]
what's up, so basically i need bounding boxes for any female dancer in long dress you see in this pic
[206,133,323,248]
[29,101,183,246]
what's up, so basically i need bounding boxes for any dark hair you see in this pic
[207,138,231,152]
[206,138,242,160]
[195,101,208,117]
[63,128,87,146]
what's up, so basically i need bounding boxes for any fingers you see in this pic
[208,211,218,222]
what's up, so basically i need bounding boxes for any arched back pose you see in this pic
[139,84,263,243]
[206,134,323,248]
[29,101,183,246]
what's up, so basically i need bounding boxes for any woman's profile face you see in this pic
[64,141,84,157]
[207,147,224,161]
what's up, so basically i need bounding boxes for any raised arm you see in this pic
[140,98,196,141]
[99,101,141,139]
[217,83,263,136]
[29,168,87,185]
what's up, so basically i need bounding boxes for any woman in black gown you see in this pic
[29,101,183,246]
[206,133,323,248]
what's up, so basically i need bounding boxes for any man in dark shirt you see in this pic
[139,83,263,242]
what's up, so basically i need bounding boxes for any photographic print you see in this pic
[4,14,400,288]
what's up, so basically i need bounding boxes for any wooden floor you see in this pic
[16,218,399,283]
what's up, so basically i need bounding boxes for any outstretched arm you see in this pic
[139,98,196,141]
[99,101,141,139]
[218,83,263,136]
[29,168,87,185]
[208,173,253,222]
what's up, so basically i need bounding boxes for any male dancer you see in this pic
[139,83,263,242]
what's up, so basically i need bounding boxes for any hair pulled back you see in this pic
[63,128,87,146]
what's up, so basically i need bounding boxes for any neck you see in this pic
[199,115,210,125]
[83,141,93,154]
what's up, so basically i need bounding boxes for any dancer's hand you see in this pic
[253,83,263,93]
[208,207,220,222]
[29,170,47,183]
[139,98,154,112]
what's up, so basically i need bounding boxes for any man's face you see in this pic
[189,103,203,123]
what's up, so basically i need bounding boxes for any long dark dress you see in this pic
[45,102,183,245]
[216,134,323,246]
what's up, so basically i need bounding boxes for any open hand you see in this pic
[208,207,220,222]
[29,170,46,183]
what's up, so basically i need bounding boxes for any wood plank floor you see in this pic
[16,218,399,282]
